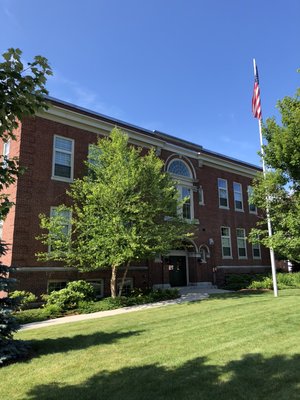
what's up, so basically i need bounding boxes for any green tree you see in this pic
[0,48,52,365]
[249,83,300,263]
[37,129,194,298]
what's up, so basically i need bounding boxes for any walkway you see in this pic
[20,286,229,331]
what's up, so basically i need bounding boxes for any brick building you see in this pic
[1,97,270,297]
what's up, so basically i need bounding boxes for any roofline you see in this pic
[45,96,262,172]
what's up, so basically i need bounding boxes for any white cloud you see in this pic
[47,70,125,119]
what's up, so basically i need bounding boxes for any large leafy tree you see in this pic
[0,48,52,365]
[37,128,194,297]
[249,82,300,263]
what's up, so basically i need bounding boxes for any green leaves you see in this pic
[37,129,194,282]
[250,79,300,262]
[0,47,52,141]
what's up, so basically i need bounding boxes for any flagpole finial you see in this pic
[253,59,256,76]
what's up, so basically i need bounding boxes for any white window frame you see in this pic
[198,185,204,205]
[117,277,133,296]
[221,226,232,259]
[236,228,247,259]
[248,186,257,214]
[233,182,244,211]
[52,135,74,182]
[86,279,104,298]
[178,185,194,220]
[252,242,261,259]
[218,178,229,209]
[47,280,68,293]
[3,140,10,168]
[166,158,196,221]
[48,207,72,253]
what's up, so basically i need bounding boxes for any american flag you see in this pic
[252,64,262,119]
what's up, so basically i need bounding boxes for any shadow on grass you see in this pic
[26,353,300,400]
[30,329,144,357]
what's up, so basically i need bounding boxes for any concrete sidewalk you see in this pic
[20,287,229,331]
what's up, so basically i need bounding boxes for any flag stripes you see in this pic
[252,66,262,119]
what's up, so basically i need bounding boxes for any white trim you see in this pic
[221,226,232,259]
[233,182,244,211]
[37,105,260,177]
[236,228,248,259]
[198,186,204,205]
[218,178,229,209]
[14,267,76,272]
[177,185,194,220]
[47,280,68,293]
[252,242,262,259]
[86,279,104,298]
[48,206,72,253]
[52,135,74,182]
[247,185,257,214]
[198,153,259,178]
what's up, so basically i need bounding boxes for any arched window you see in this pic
[167,159,192,178]
[167,159,194,220]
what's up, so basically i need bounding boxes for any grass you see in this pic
[1,289,300,400]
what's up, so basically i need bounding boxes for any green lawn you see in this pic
[1,290,300,400]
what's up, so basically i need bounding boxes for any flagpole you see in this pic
[253,59,278,297]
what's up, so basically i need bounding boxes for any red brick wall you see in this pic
[2,114,270,294]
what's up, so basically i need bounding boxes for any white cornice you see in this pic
[36,104,260,178]
[36,105,166,149]
[199,153,259,178]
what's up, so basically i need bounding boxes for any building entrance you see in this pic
[169,255,187,287]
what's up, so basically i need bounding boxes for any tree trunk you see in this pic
[111,265,117,298]
[118,261,131,297]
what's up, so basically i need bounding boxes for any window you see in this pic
[198,186,204,205]
[218,178,229,208]
[236,228,247,259]
[49,207,72,252]
[117,278,133,296]
[0,220,3,240]
[50,207,72,235]
[88,144,102,165]
[167,159,194,220]
[168,159,192,177]
[178,186,193,219]
[2,140,10,168]
[252,243,261,259]
[221,227,232,258]
[52,136,74,181]
[248,186,257,214]
[47,281,67,293]
[86,279,104,298]
[233,182,243,211]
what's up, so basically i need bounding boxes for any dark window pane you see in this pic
[55,164,71,178]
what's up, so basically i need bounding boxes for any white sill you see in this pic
[238,257,248,260]
[222,256,233,259]
[235,209,244,213]
[219,206,229,210]
[51,176,73,183]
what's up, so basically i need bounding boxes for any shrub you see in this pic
[222,274,266,291]
[249,277,273,290]
[248,272,300,290]
[65,280,95,300]
[44,280,95,311]
[9,290,37,310]
[15,288,182,324]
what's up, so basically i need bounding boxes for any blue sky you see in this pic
[1,0,299,166]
